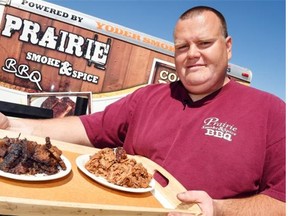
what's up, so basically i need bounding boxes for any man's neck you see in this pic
[188,77,230,102]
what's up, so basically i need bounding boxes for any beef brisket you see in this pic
[0,136,66,175]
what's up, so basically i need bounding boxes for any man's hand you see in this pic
[168,190,214,216]
[168,190,285,216]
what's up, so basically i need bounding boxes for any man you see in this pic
[0,6,285,216]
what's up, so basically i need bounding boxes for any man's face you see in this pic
[174,11,232,99]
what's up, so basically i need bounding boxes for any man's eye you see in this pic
[198,41,212,48]
[176,45,189,51]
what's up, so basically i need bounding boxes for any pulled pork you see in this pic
[85,147,152,188]
[0,136,66,175]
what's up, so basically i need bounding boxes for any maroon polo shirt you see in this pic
[80,80,285,201]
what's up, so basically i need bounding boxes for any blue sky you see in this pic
[46,0,286,101]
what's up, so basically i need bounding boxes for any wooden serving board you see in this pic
[0,130,202,216]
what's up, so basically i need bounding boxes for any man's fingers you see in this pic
[176,190,214,216]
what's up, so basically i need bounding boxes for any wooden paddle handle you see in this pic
[133,155,202,215]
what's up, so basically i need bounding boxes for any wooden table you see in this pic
[0,130,202,216]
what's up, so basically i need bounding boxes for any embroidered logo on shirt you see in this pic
[202,117,237,141]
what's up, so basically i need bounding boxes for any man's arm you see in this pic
[0,113,93,147]
[168,191,285,216]
[214,194,285,216]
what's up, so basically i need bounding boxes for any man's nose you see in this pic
[187,44,200,58]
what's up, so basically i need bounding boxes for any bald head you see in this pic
[176,6,228,38]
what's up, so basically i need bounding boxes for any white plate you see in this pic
[76,154,155,193]
[0,155,72,181]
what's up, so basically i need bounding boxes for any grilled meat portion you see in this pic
[0,136,66,175]
[0,142,23,172]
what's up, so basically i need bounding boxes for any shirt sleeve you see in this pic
[79,88,144,148]
[80,96,129,148]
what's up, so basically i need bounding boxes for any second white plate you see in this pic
[76,154,155,193]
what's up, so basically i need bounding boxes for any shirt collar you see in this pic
[171,80,233,108]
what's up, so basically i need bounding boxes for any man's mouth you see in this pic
[186,64,205,70]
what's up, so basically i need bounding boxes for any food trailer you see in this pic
[0,0,252,215]
[0,0,252,116]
